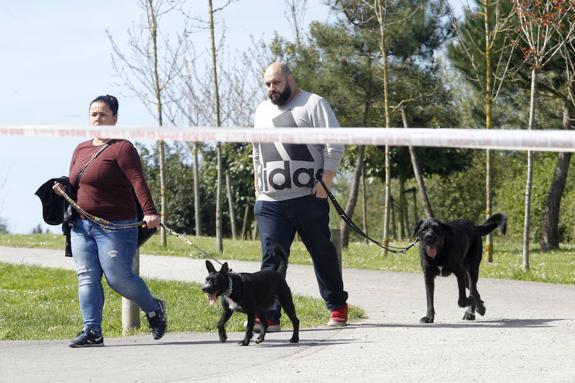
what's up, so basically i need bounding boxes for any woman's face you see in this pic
[89,102,117,126]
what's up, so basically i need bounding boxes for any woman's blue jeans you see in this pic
[71,218,158,332]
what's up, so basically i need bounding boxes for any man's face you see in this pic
[264,70,292,105]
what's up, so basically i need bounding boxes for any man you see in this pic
[252,62,348,329]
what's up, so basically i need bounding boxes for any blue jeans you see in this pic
[255,195,348,322]
[71,218,159,332]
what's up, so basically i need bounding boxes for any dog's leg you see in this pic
[255,312,268,344]
[240,312,256,346]
[456,273,473,308]
[421,271,436,323]
[217,308,233,343]
[468,278,486,316]
[467,259,486,317]
[277,284,299,343]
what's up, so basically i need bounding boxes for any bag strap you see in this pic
[73,140,114,189]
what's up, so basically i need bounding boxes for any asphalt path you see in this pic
[0,246,574,382]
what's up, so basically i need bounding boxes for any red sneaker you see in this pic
[327,304,348,327]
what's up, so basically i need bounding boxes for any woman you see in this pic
[66,95,165,347]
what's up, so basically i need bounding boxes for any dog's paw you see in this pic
[218,336,227,343]
[289,336,299,343]
[476,305,486,316]
[239,339,250,346]
[255,335,265,344]
[420,316,434,323]
[463,312,476,321]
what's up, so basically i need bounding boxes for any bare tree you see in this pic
[284,0,309,46]
[450,0,516,262]
[512,0,575,270]
[168,4,262,242]
[108,0,188,246]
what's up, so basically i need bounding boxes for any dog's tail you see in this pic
[477,213,507,236]
[274,247,289,278]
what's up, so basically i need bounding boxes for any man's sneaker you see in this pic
[68,328,104,348]
[244,317,281,333]
[146,298,167,340]
[327,304,348,327]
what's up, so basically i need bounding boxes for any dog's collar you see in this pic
[222,276,233,297]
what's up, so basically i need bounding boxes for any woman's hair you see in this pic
[90,95,119,116]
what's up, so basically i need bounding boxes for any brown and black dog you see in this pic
[413,213,507,323]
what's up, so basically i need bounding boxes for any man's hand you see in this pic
[143,214,160,228]
[312,170,336,199]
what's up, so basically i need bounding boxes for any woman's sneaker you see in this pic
[68,328,104,348]
[146,299,167,340]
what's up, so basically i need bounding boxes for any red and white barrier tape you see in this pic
[1,125,574,152]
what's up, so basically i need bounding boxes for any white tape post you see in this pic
[1,125,574,152]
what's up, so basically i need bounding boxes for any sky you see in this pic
[0,0,464,234]
[0,0,340,234]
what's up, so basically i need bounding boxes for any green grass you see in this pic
[1,233,574,284]
[0,263,363,341]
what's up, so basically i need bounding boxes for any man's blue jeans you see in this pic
[255,194,348,322]
[71,218,158,332]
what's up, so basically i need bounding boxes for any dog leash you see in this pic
[316,176,418,254]
[52,183,224,265]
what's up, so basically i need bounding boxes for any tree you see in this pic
[448,0,516,262]
[0,218,8,234]
[511,0,575,269]
[539,55,575,249]
[108,0,189,246]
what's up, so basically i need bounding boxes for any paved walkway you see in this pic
[0,246,574,382]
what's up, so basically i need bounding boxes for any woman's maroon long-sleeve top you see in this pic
[69,139,158,221]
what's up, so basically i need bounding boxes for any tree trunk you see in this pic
[146,0,167,246]
[192,143,202,237]
[375,0,391,256]
[523,68,537,271]
[208,0,223,253]
[361,169,369,244]
[225,171,237,240]
[401,108,433,219]
[241,204,250,240]
[341,145,365,247]
[540,104,572,250]
[398,175,408,239]
[483,0,494,263]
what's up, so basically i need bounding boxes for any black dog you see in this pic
[202,251,299,346]
[413,213,507,323]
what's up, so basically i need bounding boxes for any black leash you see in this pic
[316,177,418,254]
[53,183,224,265]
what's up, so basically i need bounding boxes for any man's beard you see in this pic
[269,84,292,105]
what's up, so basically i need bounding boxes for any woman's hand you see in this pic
[143,214,160,228]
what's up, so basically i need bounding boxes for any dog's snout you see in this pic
[424,232,436,242]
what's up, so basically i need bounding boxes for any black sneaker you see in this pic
[68,328,104,348]
[146,299,167,340]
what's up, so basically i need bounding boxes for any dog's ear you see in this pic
[413,220,424,238]
[220,262,229,274]
[205,260,216,273]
